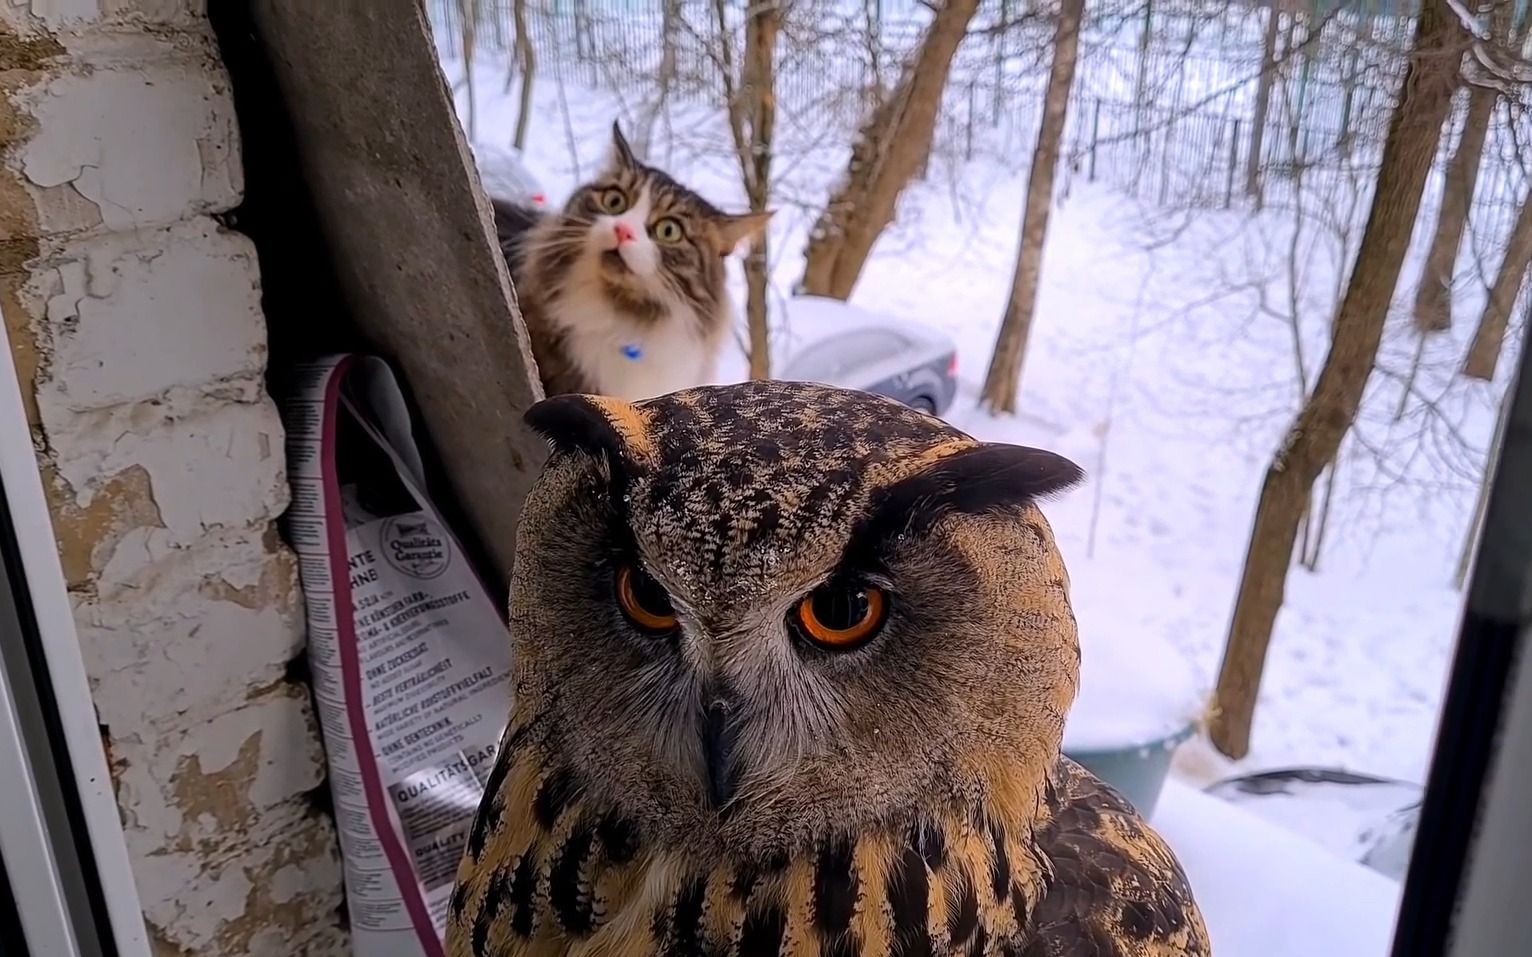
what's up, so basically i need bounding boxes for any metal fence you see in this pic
[428,0,1532,251]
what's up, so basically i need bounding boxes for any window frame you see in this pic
[0,333,150,957]
[1392,314,1532,956]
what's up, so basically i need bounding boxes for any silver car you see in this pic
[470,140,547,209]
[776,296,959,417]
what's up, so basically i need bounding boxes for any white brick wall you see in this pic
[2,2,346,953]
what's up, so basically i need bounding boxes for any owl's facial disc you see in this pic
[699,577,889,811]
[518,384,1087,850]
[631,568,898,813]
[613,560,741,806]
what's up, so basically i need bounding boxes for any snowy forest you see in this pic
[426,0,1531,949]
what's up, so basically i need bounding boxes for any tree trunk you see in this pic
[1464,193,1532,381]
[489,0,504,50]
[978,0,1086,414]
[745,238,772,379]
[635,0,683,159]
[1133,0,1153,112]
[1414,86,1496,333]
[1208,0,1463,760]
[1336,14,1373,158]
[1246,6,1282,206]
[1394,323,1428,420]
[512,0,535,150]
[862,0,886,113]
[798,0,980,300]
[574,0,593,60]
[1279,13,1302,170]
[716,0,781,379]
[1414,0,1516,333]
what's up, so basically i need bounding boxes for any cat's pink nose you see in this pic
[613,221,636,245]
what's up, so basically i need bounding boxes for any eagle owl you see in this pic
[448,381,1210,957]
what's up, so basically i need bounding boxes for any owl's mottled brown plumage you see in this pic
[448,381,1209,957]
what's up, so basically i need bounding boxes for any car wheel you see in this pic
[909,395,936,414]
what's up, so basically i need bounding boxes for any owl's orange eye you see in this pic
[794,584,887,650]
[616,564,678,633]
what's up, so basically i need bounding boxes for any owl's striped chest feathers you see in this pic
[446,731,1052,957]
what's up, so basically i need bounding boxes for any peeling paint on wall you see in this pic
[15,41,243,234]
[0,26,63,425]
[1,5,346,954]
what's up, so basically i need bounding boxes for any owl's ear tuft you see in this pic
[860,443,1083,542]
[524,394,648,471]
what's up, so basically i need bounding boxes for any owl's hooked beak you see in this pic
[700,687,741,812]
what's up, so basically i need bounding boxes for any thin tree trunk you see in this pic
[1413,0,1515,336]
[1395,326,1428,421]
[1288,163,1316,561]
[745,244,771,379]
[636,0,683,159]
[1246,6,1282,206]
[979,0,1086,413]
[1279,12,1302,170]
[1464,193,1532,381]
[574,0,593,60]
[1133,0,1153,113]
[862,0,885,113]
[798,0,980,300]
[746,5,778,380]
[1301,460,1338,571]
[512,0,535,150]
[1414,86,1496,332]
[717,0,782,379]
[1336,15,1372,158]
[1209,0,1463,760]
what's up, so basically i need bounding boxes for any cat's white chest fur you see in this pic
[554,285,716,400]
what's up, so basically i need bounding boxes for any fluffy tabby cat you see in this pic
[491,124,770,400]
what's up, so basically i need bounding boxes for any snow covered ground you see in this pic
[1153,780,1403,954]
[433,32,1508,950]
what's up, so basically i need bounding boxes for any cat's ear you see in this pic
[606,121,640,171]
[715,210,773,256]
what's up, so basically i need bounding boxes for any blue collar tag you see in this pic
[621,343,643,361]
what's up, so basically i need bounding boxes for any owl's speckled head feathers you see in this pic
[509,380,1084,859]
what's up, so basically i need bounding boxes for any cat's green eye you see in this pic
[653,217,684,244]
[599,188,628,214]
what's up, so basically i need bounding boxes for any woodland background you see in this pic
[428,0,1528,859]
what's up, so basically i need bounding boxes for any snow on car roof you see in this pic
[470,140,547,205]
[778,295,950,359]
